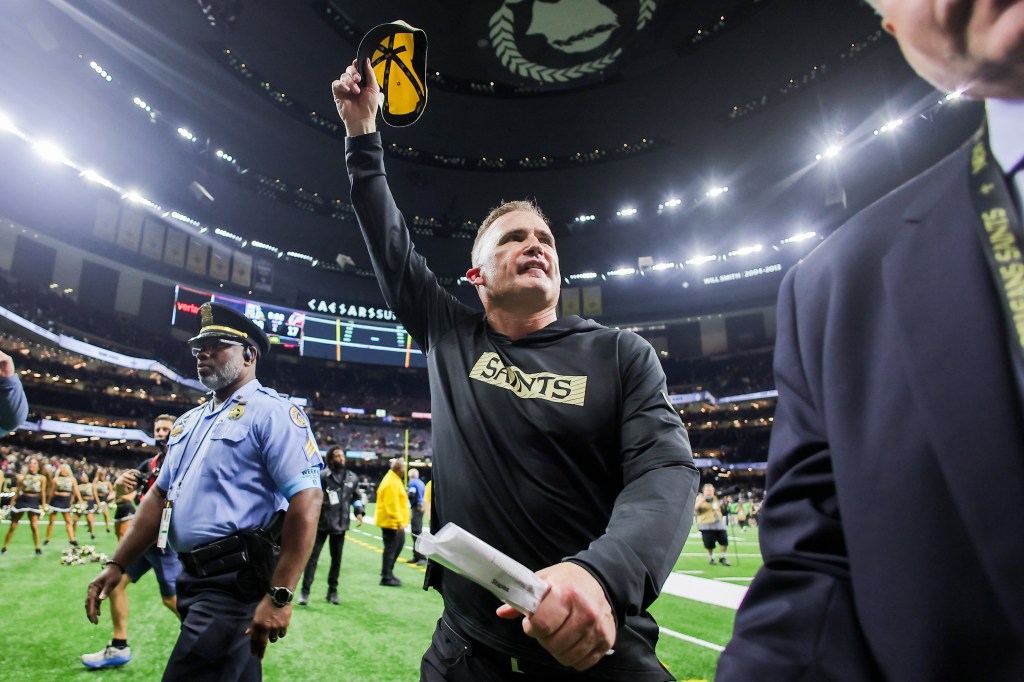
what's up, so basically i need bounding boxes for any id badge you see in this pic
[327,489,340,506]
[157,502,173,550]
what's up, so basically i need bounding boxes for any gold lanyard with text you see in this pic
[969,125,1024,388]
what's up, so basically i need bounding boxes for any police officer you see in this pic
[85,302,324,681]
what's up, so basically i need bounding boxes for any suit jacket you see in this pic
[717,139,1024,680]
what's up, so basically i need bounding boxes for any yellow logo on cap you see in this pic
[289,405,308,428]
[200,302,214,327]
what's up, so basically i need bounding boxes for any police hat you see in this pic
[189,302,271,357]
[357,20,428,127]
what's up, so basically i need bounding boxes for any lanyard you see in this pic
[968,124,1024,399]
[166,406,224,503]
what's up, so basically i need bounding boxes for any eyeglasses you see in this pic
[189,339,244,357]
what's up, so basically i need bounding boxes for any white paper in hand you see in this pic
[416,523,549,614]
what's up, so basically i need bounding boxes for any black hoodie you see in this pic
[347,133,698,680]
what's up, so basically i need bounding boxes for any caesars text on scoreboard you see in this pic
[171,285,425,369]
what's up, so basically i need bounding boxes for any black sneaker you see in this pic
[297,591,309,606]
[43,540,50,546]
[708,557,715,566]
[70,540,79,547]
[719,557,731,566]
[326,592,340,605]
[35,548,42,555]
[379,577,402,587]
[1,547,6,554]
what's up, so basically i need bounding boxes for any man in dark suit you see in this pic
[717,1,1024,680]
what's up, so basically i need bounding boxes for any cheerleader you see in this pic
[93,468,114,533]
[44,463,83,546]
[1,457,47,554]
[112,467,137,540]
[74,472,99,540]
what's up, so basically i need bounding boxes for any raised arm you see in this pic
[333,59,473,351]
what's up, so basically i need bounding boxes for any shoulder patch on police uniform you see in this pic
[289,405,308,427]
[170,424,183,437]
[303,436,318,461]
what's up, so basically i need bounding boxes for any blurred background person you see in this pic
[695,483,730,566]
[2,456,47,554]
[44,462,82,546]
[407,467,426,566]
[298,444,365,606]
[375,457,409,587]
[74,471,99,541]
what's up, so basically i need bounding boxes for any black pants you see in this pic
[301,530,345,593]
[410,508,425,561]
[421,615,587,681]
[381,527,404,579]
[163,568,262,682]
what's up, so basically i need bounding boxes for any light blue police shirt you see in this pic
[155,378,323,552]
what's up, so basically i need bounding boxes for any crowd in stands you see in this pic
[1,270,777,467]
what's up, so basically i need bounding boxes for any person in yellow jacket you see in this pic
[375,458,409,586]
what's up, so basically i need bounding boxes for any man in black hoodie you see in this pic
[333,60,698,681]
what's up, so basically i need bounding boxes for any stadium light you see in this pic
[569,272,598,280]
[123,191,160,210]
[874,119,903,135]
[706,186,729,198]
[616,207,638,217]
[781,231,817,244]
[728,244,763,257]
[685,255,717,265]
[575,214,596,223]
[177,127,196,142]
[658,198,682,211]
[607,267,636,277]
[33,140,71,165]
[132,96,152,112]
[815,145,842,161]
[651,262,676,271]
[251,240,279,252]
[0,111,18,135]
[89,61,113,82]
[170,211,201,227]
[81,169,117,190]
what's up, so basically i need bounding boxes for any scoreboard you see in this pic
[172,285,425,368]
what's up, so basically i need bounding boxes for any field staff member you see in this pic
[335,58,697,680]
[375,457,410,587]
[718,1,1024,679]
[86,302,323,681]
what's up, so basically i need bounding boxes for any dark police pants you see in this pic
[301,530,345,592]
[381,527,404,579]
[163,567,263,682]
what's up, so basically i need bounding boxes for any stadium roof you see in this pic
[0,0,983,309]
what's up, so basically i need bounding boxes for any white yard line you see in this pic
[659,626,725,652]
[661,572,747,610]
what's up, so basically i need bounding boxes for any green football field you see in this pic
[0,514,762,681]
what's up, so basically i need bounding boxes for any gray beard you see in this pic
[198,353,245,391]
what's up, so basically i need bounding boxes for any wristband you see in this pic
[105,560,126,574]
